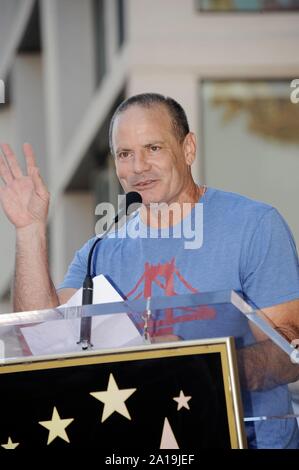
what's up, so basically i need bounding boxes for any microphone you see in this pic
[114,190,142,224]
[78,191,142,349]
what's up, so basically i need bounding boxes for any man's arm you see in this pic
[14,223,58,311]
[57,288,78,305]
[262,298,299,342]
[0,143,74,311]
[238,299,299,391]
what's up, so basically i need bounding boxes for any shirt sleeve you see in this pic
[57,237,96,290]
[241,208,299,309]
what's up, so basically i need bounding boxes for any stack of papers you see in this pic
[20,275,143,356]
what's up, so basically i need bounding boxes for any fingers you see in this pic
[0,143,43,191]
[0,148,13,184]
[0,143,23,179]
[31,167,48,197]
[23,143,37,175]
[23,143,48,198]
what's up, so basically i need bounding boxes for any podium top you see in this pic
[0,289,299,449]
[0,290,296,359]
[0,289,294,358]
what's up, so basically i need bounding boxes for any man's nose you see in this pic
[132,151,151,173]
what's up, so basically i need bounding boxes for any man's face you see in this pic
[112,104,195,206]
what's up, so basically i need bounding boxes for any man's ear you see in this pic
[183,132,196,166]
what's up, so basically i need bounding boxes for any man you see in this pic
[0,93,299,448]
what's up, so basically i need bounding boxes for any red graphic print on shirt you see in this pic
[126,258,216,336]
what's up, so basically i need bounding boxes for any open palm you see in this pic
[0,143,49,228]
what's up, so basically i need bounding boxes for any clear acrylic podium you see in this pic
[0,290,298,450]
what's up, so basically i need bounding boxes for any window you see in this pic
[201,79,299,244]
[197,0,299,12]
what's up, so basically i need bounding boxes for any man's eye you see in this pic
[150,146,161,152]
[118,152,130,159]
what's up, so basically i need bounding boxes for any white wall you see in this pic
[41,0,95,156]
[50,192,95,286]
[0,107,16,305]
[128,0,298,72]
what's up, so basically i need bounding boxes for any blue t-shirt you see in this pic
[59,187,299,448]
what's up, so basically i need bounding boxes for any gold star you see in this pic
[39,406,74,445]
[173,390,192,410]
[1,437,19,449]
[90,373,137,422]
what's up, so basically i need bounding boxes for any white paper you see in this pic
[21,274,143,356]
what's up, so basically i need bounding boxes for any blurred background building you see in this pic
[0,0,299,313]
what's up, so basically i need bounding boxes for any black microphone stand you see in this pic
[78,222,113,350]
[78,192,142,350]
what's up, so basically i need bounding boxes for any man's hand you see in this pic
[0,143,49,228]
[239,299,299,391]
[0,143,57,311]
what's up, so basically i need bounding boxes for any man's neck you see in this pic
[140,183,205,229]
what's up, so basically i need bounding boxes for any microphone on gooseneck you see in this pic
[78,191,142,350]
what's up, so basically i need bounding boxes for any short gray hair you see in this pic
[109,93,190,155]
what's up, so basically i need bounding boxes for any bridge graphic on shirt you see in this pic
[125,258,215,335]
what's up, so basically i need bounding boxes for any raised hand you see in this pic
[0,143,49,229]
